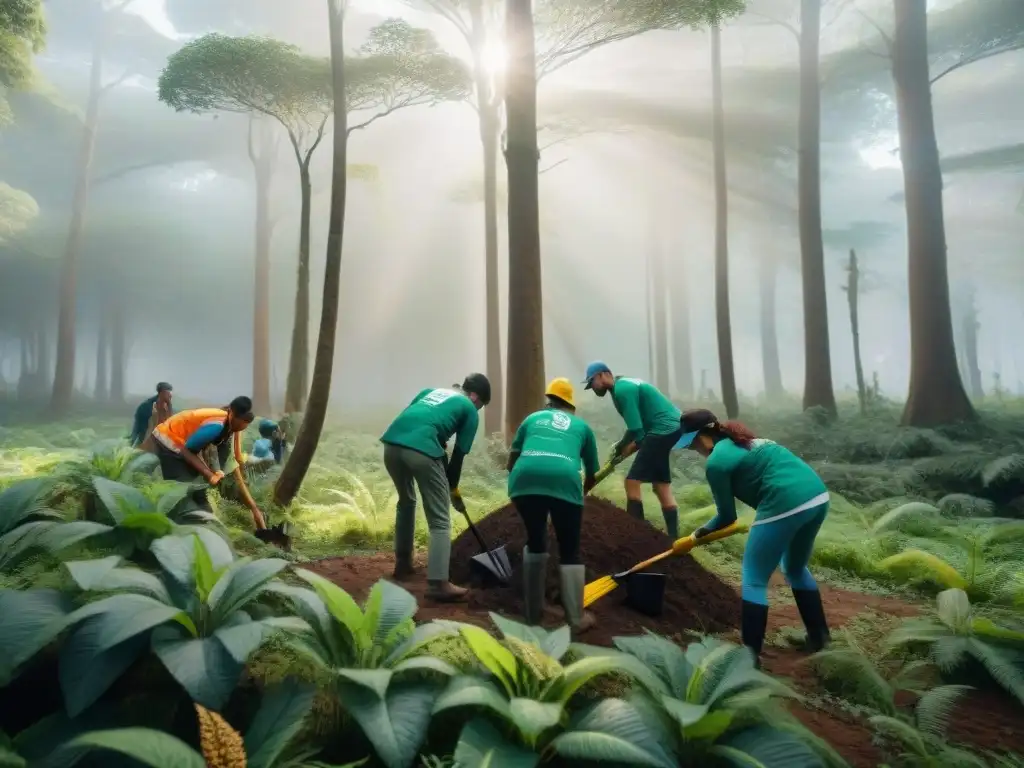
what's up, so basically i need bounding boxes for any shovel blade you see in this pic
[469,545,512,586]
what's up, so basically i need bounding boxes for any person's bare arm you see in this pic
[180,447,217,482]
[232,466,267,528]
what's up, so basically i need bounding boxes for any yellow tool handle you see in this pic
[671,521,748,555]
[591,462,615,486]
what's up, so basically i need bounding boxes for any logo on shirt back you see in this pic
[421,389,457,406]
[550,412,571,431]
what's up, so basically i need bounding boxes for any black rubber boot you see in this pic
[626,499,645,522]
[741,600,770,668]
[662,507,679,540]
[793,588,831,652]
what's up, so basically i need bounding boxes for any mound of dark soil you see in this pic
[450,497,739,636]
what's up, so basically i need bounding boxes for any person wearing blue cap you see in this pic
[250,419,286,465]
[582,361,683,539]
[678,408,831,667]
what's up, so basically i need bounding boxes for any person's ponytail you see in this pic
[717,420,756,449]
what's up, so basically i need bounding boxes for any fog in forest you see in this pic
[0,0,1021,418]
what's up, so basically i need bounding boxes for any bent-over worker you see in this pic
[583,361,683,539]
[130,382,174,448]
[678,408,831,666]
[508,378,600,634]
[152,396,267,531]
[250,419,287,465]
[380,373,491,603]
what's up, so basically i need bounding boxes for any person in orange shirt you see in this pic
[153,395,268,531]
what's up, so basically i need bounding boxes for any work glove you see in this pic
[209,471,225,487]
[450,488,467,514]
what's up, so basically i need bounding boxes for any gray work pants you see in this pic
[383,443,452,581]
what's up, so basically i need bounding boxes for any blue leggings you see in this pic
[741,502,828,605]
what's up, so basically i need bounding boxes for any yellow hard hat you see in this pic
[545,377,576,408]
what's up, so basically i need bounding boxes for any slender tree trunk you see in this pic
[670,251,694,399]
[250,119,276,415]
[759,255,784,400]
[962,288,983,399]
[846,249,867,414]
[652,245,670,393]
[711,24,738,418]
[893,0,975,426]
[646,246,656,382]
[37,322,49,387]
[109,297,126,403]
[274,0,349,506]
[798,0,836,416]
[503,0,544,439]
[94,310,109,401]
[52,39,104,413]
[284,158,313,413]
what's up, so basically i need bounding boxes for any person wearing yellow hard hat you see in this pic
[507,377,601,634]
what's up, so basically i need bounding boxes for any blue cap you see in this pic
[582,361,611,389]
[673,430,700,450]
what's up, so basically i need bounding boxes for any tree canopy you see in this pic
[0,0,46,124]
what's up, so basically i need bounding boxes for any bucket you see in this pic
[625,572,666,617]
[469,545,512,587]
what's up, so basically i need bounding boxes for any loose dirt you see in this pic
[307,498,1024,767]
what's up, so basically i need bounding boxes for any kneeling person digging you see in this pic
[380,373,491,603]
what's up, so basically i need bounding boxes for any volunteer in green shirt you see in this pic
[508,377,600,634]
[679,408,831,666]
[380,373,490,603]
[583,361,683,539]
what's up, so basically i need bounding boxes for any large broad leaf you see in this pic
[490,612,571,661]
[152,619,266,710]
[0,520,57,571]
[243,679,317,768]
[59,618,150,717]
[38,520,110,552]
[712,725,824,768]
[547,653,670,704]
[65,593,185,654]
[57,728,205,768]
[0,589,74,685]
[335,669,437,768]
[150,534,200,591]
[364,578,418,648]
[187,527,234,570]
[551,698,676,768]
[118,513,175,539]
[613,632,693,697]
[207,557,288,624]
[509,698,562,745]
[937,588,973,631]
[65,556,171,602]
[385,621,456,666]
[0,477,56,535]
[92,477,154,524]
[433,676,511,720]
[294,568,365,637]
[453,718,539,768]
[155,483,194,517]
[460,625,518,693]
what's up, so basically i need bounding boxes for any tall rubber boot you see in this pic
[662,507,679,540]
[559,565,596,635]
[425,531,467,603]
[626,499,645,522]
[793,588,831,652]
[741,600,770,669]
[522,548,549,626]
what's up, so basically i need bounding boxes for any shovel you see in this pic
[458,506,513,585]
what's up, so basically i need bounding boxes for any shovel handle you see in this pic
[615,521,749,580]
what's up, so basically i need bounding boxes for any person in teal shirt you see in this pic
[583,361,684,539]
[508,378,600,634]
[380,373,490,603]
[678,408,831,666]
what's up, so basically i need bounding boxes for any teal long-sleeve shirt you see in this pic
[704,438,828,529]
[611,377,681,447]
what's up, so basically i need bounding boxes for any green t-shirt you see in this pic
[705,438,828,525]
[508,407,600,506]
[380,387,479,459]
[611,377,682,441]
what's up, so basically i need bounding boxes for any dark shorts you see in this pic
[627,425,684,485]
[156,443,228,512]
[513,495,583,564]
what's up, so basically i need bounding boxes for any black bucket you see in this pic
[469,545,512,587]
[625,572,666,617]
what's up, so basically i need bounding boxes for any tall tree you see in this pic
[248,117,280,414]
[93,310,108,401]
[758,252,784,400]
[670,251,694,399]
[0,0,45,123]
[892,0,974,425]
[273,0,350,506]
[842,248,866,414]
[710,22,738,418]
[650,238,671,393]
[160,25,469,413]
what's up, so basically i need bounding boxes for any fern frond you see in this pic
[966,639,1024,706]
[982,453,1024,488]
[868,714,930,756]
[808,645,896,715]
[914,684,972,738]
[938,493,994,519]
[877,550,968,591]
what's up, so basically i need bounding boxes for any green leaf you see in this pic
[244,679,317,768]
[64,556,171,602]
[65,593,185,653]
[432,675,512,720]
[365,578,417,647]
[208,557,288,624]
[59,619,150,717]
[683,710,733,741]
[335,669,437,768]
[490,612,571,661]
[0,521,57,571]
[0,589,74,686]
[118,512,175,539]
[453,718,539,768]
[192,535,218,602]
[295,568,365,634]
[937,588,972,630]
[509,698,562,745]
[93,477,154,523]
[156,483,194,517]
[38,520,109,552]
[660,697,710,728]
[713,725,824,768]
[460,625,518,693]
[552,698,676,767]
[385,621,455,665]
[150,534,200,591]
[0,477,55,535]
[548,653,668,704]
[613,632,692,697]
[58,728,205,768]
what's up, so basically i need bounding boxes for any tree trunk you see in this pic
[646,246,656,382]
[798,0,836,416]
[962,287,983,399]
[846,249,867,414]
[94,310,108,401]
[503,0,544,439]
[759,255,784,400]
[651,245,670,393]
[893,0,975,426]
[109,297,126,403]
[36,321,49,386]
[250,119,276,415]
[711,24,738,418]
[284,158,313,413]
[51,38,103,413]
[273,0,349,506]
[670,251,694,399]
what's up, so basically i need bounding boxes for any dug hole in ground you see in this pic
[309,497,1024,768]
